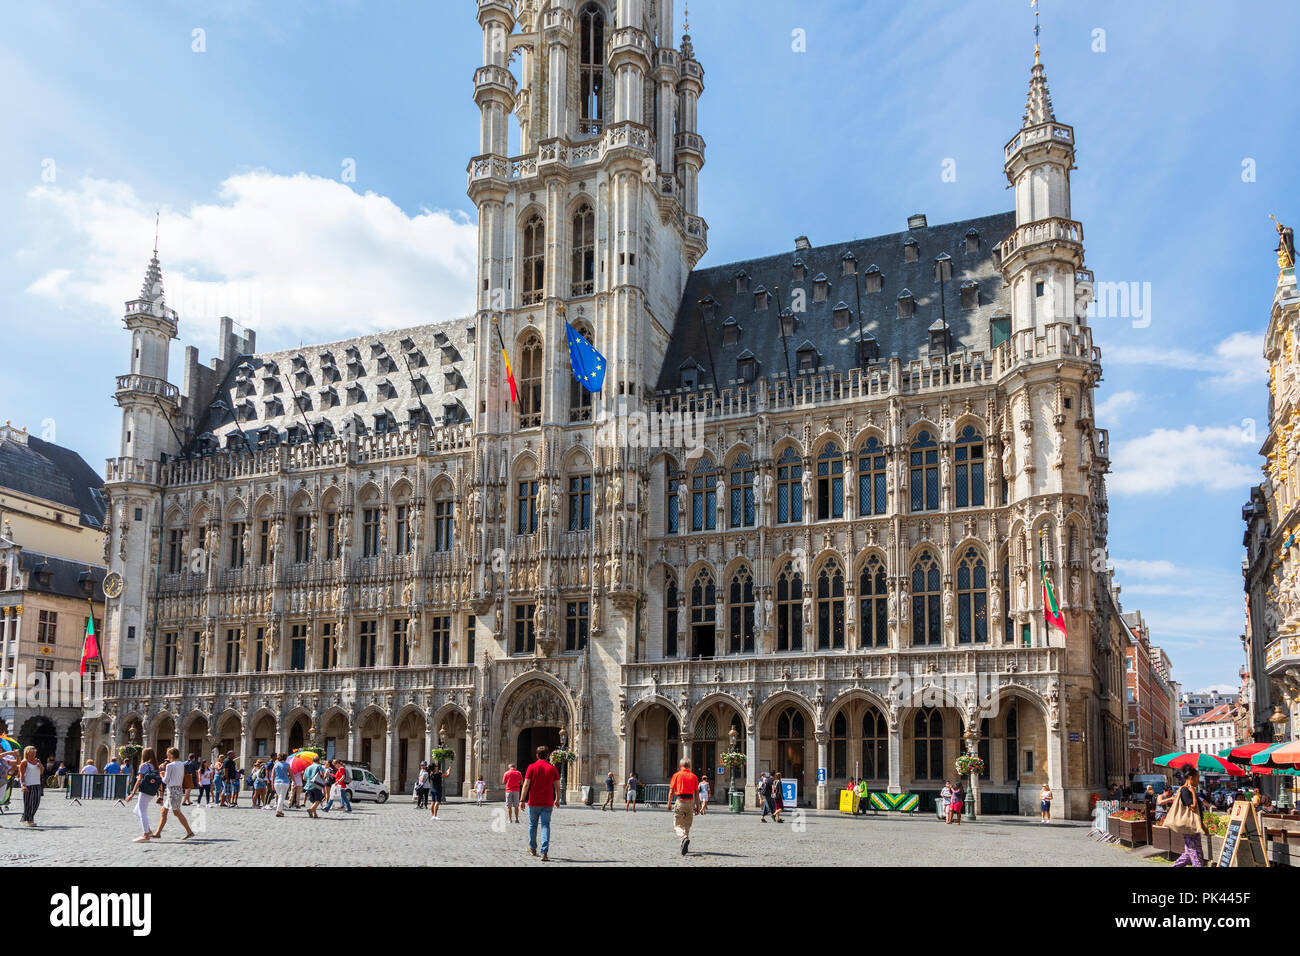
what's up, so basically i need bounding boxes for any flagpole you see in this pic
[1038,530,1045,649]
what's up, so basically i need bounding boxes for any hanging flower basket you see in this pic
[719,751,747,768]
[549,748,578,766]
[430,747,456,765]
[117,744,142,765]
[955,753,985,777]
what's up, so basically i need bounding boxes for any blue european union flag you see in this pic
[565,320,606,393]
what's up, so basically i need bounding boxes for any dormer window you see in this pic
[346,383,366,405]
[261,360,279,377]
[399,336,416,352]
[346,356,365,379]
[235,379,256,398]
[903,238,919,263]
[841,251,857,277]
[405,347,427,367]
[411,374,433,395]
[442,400,469,426]
[237,400,256,421]
[812,273,829,303]
[286,423,308,445]
[370,342,387,358]
[291,354,307,371]
[721,317,740,347]
[795,341,820,374]
[897,289,915,318]
[737,350,757,383]
[294,369,314,388]
[735,270,749,295]
[928,319,951,355]
[440,344,462,365]
[373,410,396,434]
[858,334,880,365]
[321,365,340,383]
[376,354,398,373]
[319,387,339,408]
[319,350,335,366]
[965,229,980,254]
[779,308,797,338]
[443,369,465,391]
[753,285,769,311]
[864,264,883,293]
[376,379,398,400]
[960,280,979,310]
[680,360,702,391]
[264,397,284,417]
[832,302,851,331]
[294,393,312,412]
[792,259,806,283]
[261,377,282,396]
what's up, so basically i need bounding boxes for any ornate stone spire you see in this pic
[139,212,165,303]
[1022,61,1056,129]
[680,2,693,60]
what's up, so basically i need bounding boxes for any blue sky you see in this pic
[3,0,1299,692]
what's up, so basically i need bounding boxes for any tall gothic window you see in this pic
[859,554,888,648]
[857,436,887,516]
[517,479,539,534]
[571,204,595,296]
[518,336,543,428]
[568,323,594,421]
[665,570,679,658]
[775,447,803,523]
[433,496,454,552]
[817,442,845,520]
[830,711,849,780]
[513,603,536,655]
[776,559,803,651]
[728,565,755,654]
[567,474,592,531]
[578,5,605,134]
[689,569,717,659]
[954,425,985,507]
[862,709,888,780]
[666,462,682,534]
[956,546,988,644]
[910,549,941,646]
[909,430,939,511]
[394,504,411,554]
[816,558,846,650]
[565,601,589,651]
[729,454,756,527]
[361,507,380,558]
[1002,553,1014,644]
[521,215,545,306]
[914,708,944,780]
[294,513,312,563]
[1005,703,1020,782]
[691,457,717,531]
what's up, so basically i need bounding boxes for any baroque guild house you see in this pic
[90,0,1125,816]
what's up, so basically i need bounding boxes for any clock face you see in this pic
[103,572,124,599]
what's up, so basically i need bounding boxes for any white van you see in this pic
[338,764,388,803]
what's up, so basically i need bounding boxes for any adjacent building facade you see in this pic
[1183,702,1238,757]
[1123,609,1178,774]
[90,2,1133,816]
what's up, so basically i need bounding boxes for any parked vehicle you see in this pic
[339,763,388,803]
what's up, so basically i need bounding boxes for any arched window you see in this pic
[516,477,538,534]
[570,204,595,296]
[859,554,888,648]
[1005,702,1019,782]
[320,496,339,561]
[568,323,594,422]
[830,711,849,780]
[518,336,542,428]
[578,4,605,135]
[690,457,716,531]
[292,498,313,564]
[665,460,682,534]
[689,569,717,659]
[728,565,755,654]
[664,570,679,658]
[521,214,545,306]
[914,707,944,780]
[775,447,803,523]
[1002,553,1014,644]
[857,436,887,516]
[729,453,756,527]
[862,709,888,780]
[954,425,985,507]
[567,472,591,532]
[815,558,845,650]
[956,546,988,644]
[909,430,939,511]
[816,442,844,520]
[777,708,804,742]
[775,559,803,651]
[433,490,454,553]
[978,717,992,780]
[911,549,941,646]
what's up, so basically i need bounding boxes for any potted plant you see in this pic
[1202,810,1228,861]
[954,754,985,777]
[430,746,455,769]
[1107,808,1150,846]
[719,751,746,768]
[117,744,142,770]
[548,747,578,766]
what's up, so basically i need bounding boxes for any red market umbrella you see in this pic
[1266,740,1300,765]
[1153,751,1246,776]
[1218,743,1274,763]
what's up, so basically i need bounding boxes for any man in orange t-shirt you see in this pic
[668,757,702,855]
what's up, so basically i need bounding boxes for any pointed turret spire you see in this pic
[1022,61,1056,129]
[140,211,165,303]
[680,2,694,60]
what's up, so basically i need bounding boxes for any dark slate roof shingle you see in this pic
[0,434,106,529]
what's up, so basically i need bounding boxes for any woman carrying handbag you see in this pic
[1161,769,1207,867]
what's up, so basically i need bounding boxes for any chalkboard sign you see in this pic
[1218,799,1269,867]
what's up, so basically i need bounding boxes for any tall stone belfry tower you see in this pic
[465,0,707,776]
[103,248,181,678]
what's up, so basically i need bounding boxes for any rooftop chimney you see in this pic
[794,236,812,251]
[907,213,928,230]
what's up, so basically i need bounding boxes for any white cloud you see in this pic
[1108,424,1258,495]
[1112,558,1183,578]
[1095,389,1142,424]
[22,172,478,352]
[1106,331,1266,389]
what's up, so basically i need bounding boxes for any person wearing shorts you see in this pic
[503,763,523,823]
[949,782,965,826]
[625,772,639,812]
[153,748,195,839]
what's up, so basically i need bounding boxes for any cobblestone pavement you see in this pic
[1,795,1150,866]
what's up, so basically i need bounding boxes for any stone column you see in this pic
[747,722,761,805]
[386,725,398,793]
[888,721,903,794]
[815,730,829,809]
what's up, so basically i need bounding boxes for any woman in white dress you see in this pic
[698,776,711,814]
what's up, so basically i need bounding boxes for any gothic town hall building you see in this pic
[92,0,1127,817]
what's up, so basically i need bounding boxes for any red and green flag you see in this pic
[1040,539,1067,638]
[80,604,100,675]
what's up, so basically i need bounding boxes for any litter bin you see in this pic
[729,788,745,813]
[581,785,593,806]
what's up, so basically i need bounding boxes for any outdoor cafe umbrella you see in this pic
[1218,743,1275,763]
[1262,740,1300,765]
[1154,751,1246,776]
[1249,742,1298,767]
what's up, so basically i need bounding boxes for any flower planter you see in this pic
[1108,816,1149,846]
[1151,825,1175,855]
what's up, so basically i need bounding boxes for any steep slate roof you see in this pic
[1186,703,1236,726]
[17,549,106,602]
[656,211,1015,393]
[0,433,107,529]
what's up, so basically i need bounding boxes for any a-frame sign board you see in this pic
[1217,799,1269,867]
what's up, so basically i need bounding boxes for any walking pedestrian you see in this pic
[771,772,785,823]
[625,770,639,812]
[941,780,954,823]
[127,747,160,843]
[18,746,43,826]
[502,763,523,824]
[152,748,195,839]
[198,761,213,806]
[290,765,304,809]
[949,781,965,826]
[601,770,615,811]
[475,775,486,806]
[220,752,239,807]
[758,772,774,822]
[428,762,446,820]
[1039,783,1053,823]
[271,753,292,817]
[303,759,326,818]
[415,762,429,809]
[520,745,561,861]
[332,760,353,812]
[1163,769,1208,868]
[668,757,701,855]
[697,774,711,814]
[182,753,198,805]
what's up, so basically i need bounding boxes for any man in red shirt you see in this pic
[668,757,702,855]
[519,746,561,861]
[502,762,523,824]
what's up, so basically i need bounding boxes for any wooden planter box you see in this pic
[1109,816,1149,846]
[1151,825,1176,855]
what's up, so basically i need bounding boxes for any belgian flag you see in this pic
[494,321,518,402]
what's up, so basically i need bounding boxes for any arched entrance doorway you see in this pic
[20,716,57,762]
[499,679,572,777]
[628,701,679,783]
[151,714,176,756]
[396,708,427,794]
[183,714,209,760]
[690,698,744,794]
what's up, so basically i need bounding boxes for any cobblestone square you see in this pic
[2,796,1150,867]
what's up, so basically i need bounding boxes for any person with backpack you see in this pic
[1160,768,1208,867]
[128,747,161,842]
[220,752,239,807]
[182,753,199,805]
